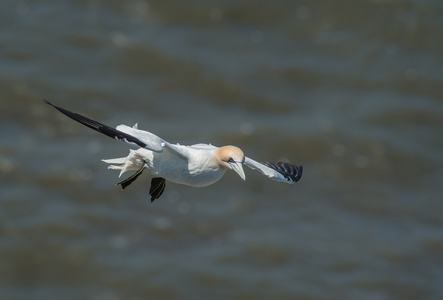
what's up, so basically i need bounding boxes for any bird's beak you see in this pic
[229,161,246,181]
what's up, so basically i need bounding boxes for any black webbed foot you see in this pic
[116,167,146,190]
[150,177,166,202]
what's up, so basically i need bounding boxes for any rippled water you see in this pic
[1,1,443,299]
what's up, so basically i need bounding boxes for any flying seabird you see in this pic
[43,100,303,202]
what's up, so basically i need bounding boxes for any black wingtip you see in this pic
[263,161,303,183]
[42,98,148,149]
[296,165,303,182]
[42,98,57,108]
[42,98,54,107]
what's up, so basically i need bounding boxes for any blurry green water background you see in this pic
[1,0,443,299]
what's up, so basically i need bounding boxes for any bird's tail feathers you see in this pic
[102,157,127,164]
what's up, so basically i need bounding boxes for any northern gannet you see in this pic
[43,100,303,202]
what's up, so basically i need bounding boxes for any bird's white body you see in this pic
[104,145,227,187]
[102,124,250,187]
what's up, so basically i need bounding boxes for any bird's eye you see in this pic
[228,157,235,163]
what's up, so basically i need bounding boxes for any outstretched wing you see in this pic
[244,157,303,184]
[43,99,164,152]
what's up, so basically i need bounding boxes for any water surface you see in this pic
[1,1,443,299]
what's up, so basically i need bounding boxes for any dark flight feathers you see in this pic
[43,99,147,148]
[262,162,303,183]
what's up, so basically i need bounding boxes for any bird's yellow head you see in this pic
[215,145,246,180]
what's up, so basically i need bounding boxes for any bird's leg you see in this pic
[116,166,146,190]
